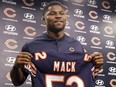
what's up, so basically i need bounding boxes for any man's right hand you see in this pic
[10,52,33,86]
[14,52,33,68]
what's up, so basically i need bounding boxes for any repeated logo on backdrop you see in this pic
[1,0,116,87]
[23,26,37,39]
[107,52,116,61]
[22,13,36,23]
[5,39,18,49]
[77,36,87,45]
[74,9,85,18]
[3,7,18,22]
[5,56,16,67]
[74,21,86,33]
[21,0,36,10]
[3,25,18,35]
[101,1,112,12]
[89,25,100,34]
[3,8,16,18]
[88,10,99,23]
[95,79,105,86]
[91,37,102,49]
[110,79,116,87]
[22,0,34,7]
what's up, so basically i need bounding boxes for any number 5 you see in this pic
[45,74,84,87]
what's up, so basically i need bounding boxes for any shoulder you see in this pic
[25,33,45,44]
[22,34,45,50]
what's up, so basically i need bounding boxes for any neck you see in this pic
[47,30,65,39]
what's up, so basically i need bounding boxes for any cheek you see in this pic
[62,16,67,22]
[63,19,67,24]
[45,18,54,26]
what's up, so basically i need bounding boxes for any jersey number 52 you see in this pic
[45,74,84,87]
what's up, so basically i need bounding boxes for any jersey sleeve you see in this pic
[21,42,30,52]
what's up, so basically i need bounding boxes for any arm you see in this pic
[10,52,33,86]
[10,65,27,86]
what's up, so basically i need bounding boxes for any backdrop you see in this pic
[0,0,116,87]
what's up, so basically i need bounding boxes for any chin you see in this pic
[56,27,64,30]
[51,28,64,34]
[48,25,65,33]
[55,25,65,30]
[56,27,64,31]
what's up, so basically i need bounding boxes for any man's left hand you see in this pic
[91,52,104,77]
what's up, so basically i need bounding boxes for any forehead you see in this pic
[48,5,65,11]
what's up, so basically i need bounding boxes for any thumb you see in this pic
[91,52,100,58]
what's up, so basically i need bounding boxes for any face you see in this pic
[43,5,67,33]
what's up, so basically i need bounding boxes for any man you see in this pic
[10,1,104,87]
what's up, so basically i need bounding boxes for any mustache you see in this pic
[54,19,64,23]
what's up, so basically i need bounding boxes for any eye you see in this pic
[60,11,65,15]
[48,11,56,15]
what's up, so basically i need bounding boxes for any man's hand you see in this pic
[91,52,104,77]
[14,52,33,68]
[92,52,104,68]
[10,52,33,86]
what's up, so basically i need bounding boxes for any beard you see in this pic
[47,23,66,34]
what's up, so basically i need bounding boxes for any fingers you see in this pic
[16,57,30,65]
[17,52,33,61]
[18,52,33,58]
[92,68,100,78]
[14,52,33,68]
[92,55,104,65]
[91,52,103,58]
[92,52,104,68]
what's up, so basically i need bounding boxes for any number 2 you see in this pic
[45,74,84,87]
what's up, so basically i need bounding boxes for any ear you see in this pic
[42,16,46,24]
[42,16,45,21]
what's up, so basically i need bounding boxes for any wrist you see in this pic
[13,63,21,69]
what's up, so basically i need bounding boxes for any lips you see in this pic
[54,20,64,24]
[54,22,64,26]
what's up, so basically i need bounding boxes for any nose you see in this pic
[55,13,62,19]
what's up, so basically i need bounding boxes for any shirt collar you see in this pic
[43,33,68,41]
